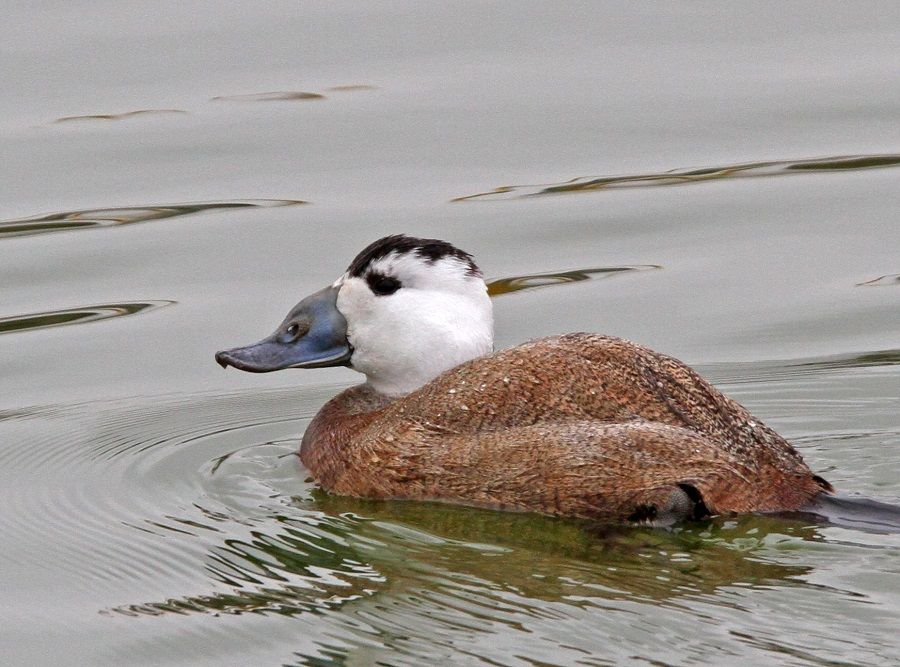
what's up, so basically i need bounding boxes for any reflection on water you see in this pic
[487,265,660,296]
[110,510,384,618]
[0,199,305,239]
[54,109,187,123]
[794,349,900,371]
[0,301,174,335]
[326,85,378,92]
[701,349,900,386]
[109,501,817,618]
[213,87,376,101]
[780,494,900,534]
[454,154,900,201]
[858,273,900,287]
[212,91,326,102]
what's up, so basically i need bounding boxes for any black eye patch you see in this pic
[366,272,402,296]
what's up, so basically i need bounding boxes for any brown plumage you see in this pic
[301,333,832,523]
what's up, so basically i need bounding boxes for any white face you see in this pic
[335,246,494,396]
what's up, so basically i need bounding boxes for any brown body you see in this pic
[301,333,831,522]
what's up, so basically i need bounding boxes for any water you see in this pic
[2,2,899,665]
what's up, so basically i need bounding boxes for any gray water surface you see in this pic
[2,2,899,665]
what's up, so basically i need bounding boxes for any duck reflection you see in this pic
[109,494,821,618]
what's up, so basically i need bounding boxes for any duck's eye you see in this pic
[367,273,401,296]
[285,323,302,339]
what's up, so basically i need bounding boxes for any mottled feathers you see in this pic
[301,333,830,523]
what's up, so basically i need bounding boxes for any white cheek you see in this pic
[337,278,384,364]
[336,279,372,319]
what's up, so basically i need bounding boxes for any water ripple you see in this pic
[857,273,900,287]
[54,109,187,123]
[0,199,305,240]
[487,265,660,297]
[326,85,378,92]
[701,349,900,384]
[212,91,325,102]
[454,154,900,201]
[0,301,174,336]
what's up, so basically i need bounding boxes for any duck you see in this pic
[216,234,832,525]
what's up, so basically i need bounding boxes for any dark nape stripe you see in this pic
[346,234,481,278]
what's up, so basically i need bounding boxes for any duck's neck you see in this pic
[299,384,393,486]
[354,343,492,397]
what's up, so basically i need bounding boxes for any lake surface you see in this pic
[2,2,899,665]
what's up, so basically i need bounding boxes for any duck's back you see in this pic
[301,333,830,521]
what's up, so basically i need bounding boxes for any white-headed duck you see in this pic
[216,235,832,525]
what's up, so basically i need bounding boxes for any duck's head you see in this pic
[216,235,493,396]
